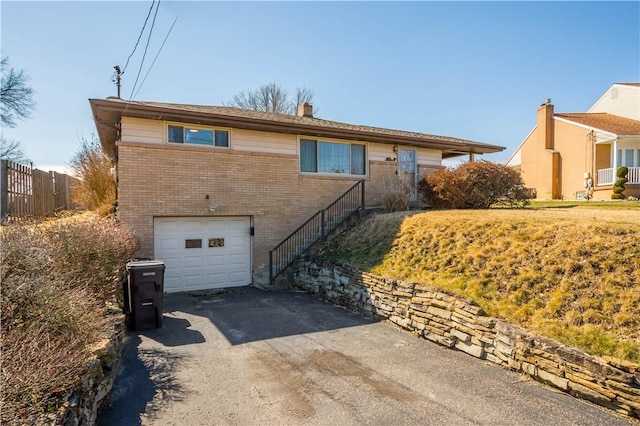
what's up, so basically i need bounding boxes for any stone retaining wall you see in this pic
[36,305,125,425]
[293,258,640,419]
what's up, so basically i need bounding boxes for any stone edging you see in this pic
[293,258,640,420]
[35,304,125,426]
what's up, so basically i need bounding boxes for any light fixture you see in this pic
[209,205,217,212]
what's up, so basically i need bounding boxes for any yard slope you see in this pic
[322,208,640,362]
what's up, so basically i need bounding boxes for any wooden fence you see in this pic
[0,159,79,222]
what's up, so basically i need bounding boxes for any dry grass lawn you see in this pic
[323,206,640,362]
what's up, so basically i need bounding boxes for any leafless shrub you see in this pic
[69,135,116,214]
[0,213,137,423]
[40,214,138,299]
[378,175,410,213]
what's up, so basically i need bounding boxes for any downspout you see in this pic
[113,121,121,219]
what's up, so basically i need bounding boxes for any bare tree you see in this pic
[225,82,316,115]
[68,135,115,213]
[0,137,28,163]
[1,57,35,128]
[294,86,315,111]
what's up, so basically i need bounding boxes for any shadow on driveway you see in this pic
[98,287,375,424]
[163,287,377,345]
[97,334,189,425]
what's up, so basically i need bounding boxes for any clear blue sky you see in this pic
[1,1,639,172]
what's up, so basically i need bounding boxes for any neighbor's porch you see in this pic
[594,136,640,186]
[597,167,640,185]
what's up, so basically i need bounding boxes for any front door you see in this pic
[398,148,417,201]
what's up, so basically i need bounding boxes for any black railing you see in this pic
[269,180,365,285]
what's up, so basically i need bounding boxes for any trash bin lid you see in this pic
[126,260,165,270]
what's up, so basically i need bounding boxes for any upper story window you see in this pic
[168,124,229,147]
[300,139,366,176]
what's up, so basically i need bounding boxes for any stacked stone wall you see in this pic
[293,258,640,419]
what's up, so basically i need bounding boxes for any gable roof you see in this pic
[616,83,640,87]
[554,113,640,136]
[89,98,504,159]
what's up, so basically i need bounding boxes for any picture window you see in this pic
[300,139,366,175]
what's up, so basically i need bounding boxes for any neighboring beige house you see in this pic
[90,98,503,292]
[507,83,640,200]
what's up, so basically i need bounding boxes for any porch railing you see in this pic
[597,167,640,186]
[269,180,365,285]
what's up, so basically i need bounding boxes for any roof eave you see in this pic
[89,98,504,156]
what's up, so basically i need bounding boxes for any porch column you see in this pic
[612,138,619,172]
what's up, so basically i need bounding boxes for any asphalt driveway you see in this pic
[98,287,635,425]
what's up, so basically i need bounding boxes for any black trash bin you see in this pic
[126,260,165,330]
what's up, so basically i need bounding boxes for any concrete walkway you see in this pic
[98,287,635,425]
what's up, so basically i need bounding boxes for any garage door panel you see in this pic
[228,271,249,286]
[184,256,205,268]
[205,256,226,268]
[162,258,180,270]
[224,238,244,245]
[154,217,251,293]
[206,272,227,283]
[228,253,249,266]
[158,237,181,249]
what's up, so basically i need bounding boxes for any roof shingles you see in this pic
[555,113,640,136]
[95,98,503,153]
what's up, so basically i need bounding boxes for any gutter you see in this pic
[90,98,505,155]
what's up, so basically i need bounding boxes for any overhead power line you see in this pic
[133,16,179,100]
[122,0,156,74]
[129,0,161,99]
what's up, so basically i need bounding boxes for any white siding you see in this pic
[369,143,442,166]
[588,84,640,121]
[121,117,164,144]
[417,148,442,166]
[119,117,446,166]
[506,147,522,167]
[233,129,297,155]
[369,142,395,161]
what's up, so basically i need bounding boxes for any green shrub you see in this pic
[0,213,137,423]
[418,161,529,209]
[611,166,628,200]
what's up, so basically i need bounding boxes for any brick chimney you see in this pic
[537,98,554,150]
[297,102,313,118]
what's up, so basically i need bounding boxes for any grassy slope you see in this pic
[322,206,640,362]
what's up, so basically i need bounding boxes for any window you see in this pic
[617,149,622,167]
[185,239,202,249]
[300,139,366,175]
[624,149,634,167]
[168,125,229,147]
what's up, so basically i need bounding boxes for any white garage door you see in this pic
[154,217,252,293]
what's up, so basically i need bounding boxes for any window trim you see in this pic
[165,121,231,148]
[298,136,368,177]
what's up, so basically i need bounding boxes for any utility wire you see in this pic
[129,0,161,99]
[133,16,178,100]
[122,0,156,74]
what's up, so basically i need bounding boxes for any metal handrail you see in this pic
[269,180,364,285]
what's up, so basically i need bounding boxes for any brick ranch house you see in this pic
[90,98,503,292]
